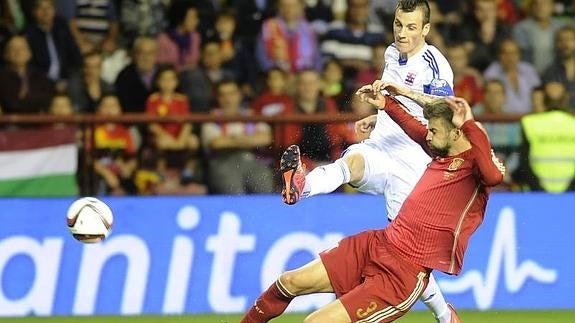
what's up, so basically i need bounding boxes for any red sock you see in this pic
[241,280,294,323]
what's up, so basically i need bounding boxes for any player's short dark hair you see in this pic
[424,101,455,129]
[396,0,431,25]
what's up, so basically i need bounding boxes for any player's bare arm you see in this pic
[371,80,445,110]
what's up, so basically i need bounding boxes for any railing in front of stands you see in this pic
[0,113,524,195]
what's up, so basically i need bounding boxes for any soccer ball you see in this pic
[66,197,114,243]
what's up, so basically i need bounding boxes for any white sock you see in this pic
[420,273,451,322]
[304,159,351,198]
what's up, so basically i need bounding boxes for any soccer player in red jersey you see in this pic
[241,87,504,323]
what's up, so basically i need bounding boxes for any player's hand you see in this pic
[355,114,377,136]
[491,149,506,177]
[371,80,410,97]
[355,85,386,109]
[445,96,474,128]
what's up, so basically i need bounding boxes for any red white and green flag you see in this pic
[0,127,79,196]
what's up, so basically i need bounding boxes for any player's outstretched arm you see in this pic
[445,97,504,186]
[372,80,445,111]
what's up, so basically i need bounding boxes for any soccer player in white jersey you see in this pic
[280,0,460,322]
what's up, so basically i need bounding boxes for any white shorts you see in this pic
[343,139,430,220]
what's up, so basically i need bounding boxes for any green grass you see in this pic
[0,311,573,323]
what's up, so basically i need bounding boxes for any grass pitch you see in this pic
[0,311,573,323]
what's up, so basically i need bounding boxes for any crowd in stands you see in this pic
[0,0,574,195]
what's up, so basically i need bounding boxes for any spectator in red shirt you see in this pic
[145,64,199,152]
[242,87,504,322]
[146,64,201,185]
[93,93,138,196]
[446,42,483,107]
[284,68,341,168]
[251,67,295,163]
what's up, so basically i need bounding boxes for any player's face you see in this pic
[393,8,430,57]
[426,118,455,157]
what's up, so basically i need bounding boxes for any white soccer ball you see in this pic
[66,197,114,243]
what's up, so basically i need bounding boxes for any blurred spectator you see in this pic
[119,0,168,47]
[68,50,114,114]
[146,65,199,153]
[285,68,340,168]
[251,67,296,160]
[320,0,385,78]
[156,3,201,72]
[92,93,138,196]
[457,0,513,72]
[54,0,75,21]
[473,79,522,187]
[252,67,295,117]
[363,0,396,36]
[426,0,448,52]
[207,9,258,99]
[145,64,204,194]
[256,0,321,72]
[66,0,127,83]
[513,0,568,74]
[321,58,347,110]
[24,0,82,89]
[354,42,386,88]
[180,40,236,114]
[115,36,159,113]
[496,0,523,24]
[201,79,275,194]
[530,85,547,113]
[446,43,484,107]
[232,0,275,54]
[542,25,575,109]
[47,92,75,129]
[68,0,119,55]
[304,0,345,35]
[513,81,575,193]
[483,38,541,113]
[134,146,208,196]
[0,35,54,114]
[428,0,463,45]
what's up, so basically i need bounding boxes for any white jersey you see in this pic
[351,43,453,219]
[368,43,454,151]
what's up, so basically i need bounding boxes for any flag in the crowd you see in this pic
[0,127,79,196]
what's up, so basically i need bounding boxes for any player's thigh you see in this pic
[304,299,351,323]
[280,258,333,294]
[337,274,420,323]
[343,142,390,195]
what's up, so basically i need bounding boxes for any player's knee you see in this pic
[343,153,365,183]
[278,272,302,295]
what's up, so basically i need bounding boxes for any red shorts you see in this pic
[320,229,430,322]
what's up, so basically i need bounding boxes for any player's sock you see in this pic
[420,273,451,323]
[241,279,295,323]
[306,159,351,197]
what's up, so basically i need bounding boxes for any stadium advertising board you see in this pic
[0,194,572,316]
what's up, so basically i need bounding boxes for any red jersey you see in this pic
[94,124,136,155]
[145,93,190,138]
[382,97,503,275]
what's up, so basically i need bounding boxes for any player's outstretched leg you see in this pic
[280,145,306,205]
[419,273,461,323]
